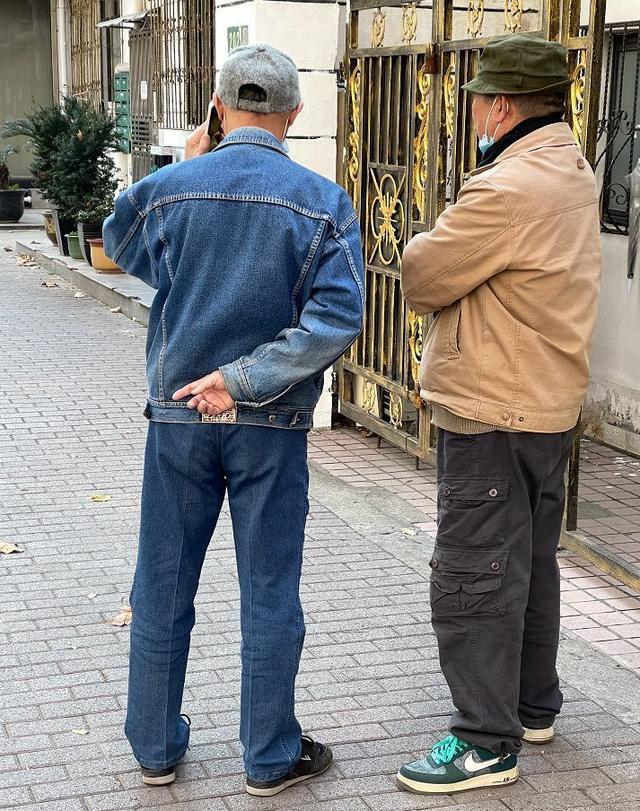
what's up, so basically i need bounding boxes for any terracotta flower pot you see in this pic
[88,238,123,273]
[42,210,58,246]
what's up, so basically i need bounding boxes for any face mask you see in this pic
[478,96,506,155]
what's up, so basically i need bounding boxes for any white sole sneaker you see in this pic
[141,769,176,786]
[396,765,519,794]
[523,726,555,745]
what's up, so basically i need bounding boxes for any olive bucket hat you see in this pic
[462,33,573,95]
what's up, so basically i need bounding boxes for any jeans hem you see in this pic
[246,766,293,782]
[134,746,188,771]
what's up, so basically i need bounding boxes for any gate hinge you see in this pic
[330,371,339,395]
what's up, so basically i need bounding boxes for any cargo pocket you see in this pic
[429,546,508,617]
[438,477,509,544]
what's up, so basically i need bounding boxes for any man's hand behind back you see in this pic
[173,371,235,416]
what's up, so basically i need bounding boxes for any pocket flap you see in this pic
[462,579,501,594]
[439,477,509,502]
[431,576,461,594]
[430,547,508,576]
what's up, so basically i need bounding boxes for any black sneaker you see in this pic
[140,714,191,786]
[246,735,333,797]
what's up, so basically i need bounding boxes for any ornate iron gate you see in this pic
[339,0,605,465]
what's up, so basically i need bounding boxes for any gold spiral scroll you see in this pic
[407,309,424,407]
[504,0,523,32]
[402,3,418,44]
[443,61,456,140]
[571,51,587,151]
[389,394,404,429]
[372,8,386,47]
[346,64,361,209]
[412,62,431,222]
[468,1,484,38]
[362,380,377,413]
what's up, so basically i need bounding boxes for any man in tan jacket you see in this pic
[396,35,602,795]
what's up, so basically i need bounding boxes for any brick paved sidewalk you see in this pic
[309,430,640,676]
[1,242,640,811]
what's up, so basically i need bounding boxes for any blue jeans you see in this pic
[125,421,309,780]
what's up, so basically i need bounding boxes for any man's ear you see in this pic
[495,95,510,122]
[213,92,225,121]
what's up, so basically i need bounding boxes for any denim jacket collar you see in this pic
[215,126,290,158]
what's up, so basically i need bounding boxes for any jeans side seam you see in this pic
[161,428,197,767]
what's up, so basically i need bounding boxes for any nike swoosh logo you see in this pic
[464,753,502,773]
[300,755,312,762]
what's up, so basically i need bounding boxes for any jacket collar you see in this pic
[214,126,289,158]
[467,122,578,179]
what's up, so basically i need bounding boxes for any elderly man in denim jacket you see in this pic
[103,44,364,797]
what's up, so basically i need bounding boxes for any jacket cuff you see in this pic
[218,361,252,403]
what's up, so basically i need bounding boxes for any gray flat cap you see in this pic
[218,44,301,114]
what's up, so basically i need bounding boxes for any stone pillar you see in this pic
[215,0,345,427]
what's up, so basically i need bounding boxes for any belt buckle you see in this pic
[201,406,237,424]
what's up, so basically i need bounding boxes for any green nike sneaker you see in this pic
[397,734,519,794]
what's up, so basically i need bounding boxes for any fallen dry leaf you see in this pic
[106,606,132,627]
[71,728,89,736]
[0,542,24,555]
[401,528,417,537]
[74,291,87,299]
[89,493,112,502]
[109,306,121,313]
[17,255,38,267]
[41,280,59,288]
[87,593,97,599]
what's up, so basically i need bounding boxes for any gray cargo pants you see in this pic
[430,428,574,755]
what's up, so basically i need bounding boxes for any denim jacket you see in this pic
[103,127,364,429]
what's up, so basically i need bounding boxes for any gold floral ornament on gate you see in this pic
[468,0,484,38]
[347,65,362,209]
[443,62,456,141]
[372,8,386,48]
[369,172,406,267]
[362,380,377,413]
[504,0,523,33]
[571,51,586,151]
[413,62,431,222]
[402,3,418,44]
[389,394,404,429]
[407,309,424,408]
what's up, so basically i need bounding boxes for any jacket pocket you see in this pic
[438,477,509,544]
[430,546,508,617]
[446,302,462,359]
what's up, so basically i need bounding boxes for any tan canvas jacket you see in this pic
[401,123,602,433]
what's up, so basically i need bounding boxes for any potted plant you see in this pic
[65,231,84,261]
[77,195,115,266]
[88,237,122,273]
[2,97,118,255]
[42,210,58,246]
[0,144,25,222]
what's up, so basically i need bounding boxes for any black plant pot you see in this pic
[77,221,104,266]
[51,208,76,256]
[0,189,25,223]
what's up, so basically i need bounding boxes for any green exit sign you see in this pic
[227,25,249,53]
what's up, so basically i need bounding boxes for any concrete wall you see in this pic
[584,233,640,453]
